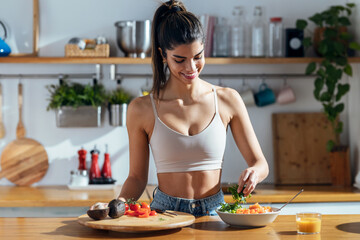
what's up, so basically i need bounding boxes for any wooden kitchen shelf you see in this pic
[1,56,360,64]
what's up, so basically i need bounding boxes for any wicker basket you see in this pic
[65,44,110,57]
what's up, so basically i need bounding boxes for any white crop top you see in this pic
[149,86,227,173]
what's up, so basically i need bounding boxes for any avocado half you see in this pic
[108,199,126,218]
[87,208,109,220]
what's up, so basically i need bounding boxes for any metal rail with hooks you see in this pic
[113,73,315,81]
[0,73,315,81]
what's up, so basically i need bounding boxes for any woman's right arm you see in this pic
[117,97,151,202]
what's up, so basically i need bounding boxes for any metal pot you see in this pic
[114,20,151,58]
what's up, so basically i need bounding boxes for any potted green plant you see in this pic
[296,3,360,186]
[46,80,107,127]
[107,87,133,127]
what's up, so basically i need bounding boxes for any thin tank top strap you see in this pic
[212,86,219,114]
[149,93,158,118]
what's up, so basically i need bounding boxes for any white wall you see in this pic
[0,0,358,186]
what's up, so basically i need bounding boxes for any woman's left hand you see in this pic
[237,167,259,196]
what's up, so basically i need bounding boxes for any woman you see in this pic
[117,0,269,216]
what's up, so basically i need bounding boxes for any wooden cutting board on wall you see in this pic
[272,112,334,185]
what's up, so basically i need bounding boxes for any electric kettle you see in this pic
[0,21,11,57]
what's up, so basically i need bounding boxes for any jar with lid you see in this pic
[251,6,265,57]
[212,17,230,57]
[268,17,283,57]
[230,6,245,57]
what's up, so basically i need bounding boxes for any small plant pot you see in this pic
[55,106,104,128]
[109,103,127,127]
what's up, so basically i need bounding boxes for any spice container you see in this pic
[269,17,283,57]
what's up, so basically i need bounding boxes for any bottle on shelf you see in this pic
[230,6,245,57]
[101,144,112,178]
[77,147,87,171]
[212,17,230,57]
[251,6,265,57]
[89,145,101,183]
[269,17,284,57]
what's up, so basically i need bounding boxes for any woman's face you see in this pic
[164,40,205,85]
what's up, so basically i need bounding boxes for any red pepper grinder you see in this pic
[77,147,87,171]
[89,145,101,182]
[101,144,112,178]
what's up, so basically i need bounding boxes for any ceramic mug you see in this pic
[254,83,276,107]
[277,85,296,104]
[239,83,255,106]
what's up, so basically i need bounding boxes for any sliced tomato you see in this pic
[136,208,149,215]
[149,210,157,216]
[126,210,137,216]
[138,212,149,218]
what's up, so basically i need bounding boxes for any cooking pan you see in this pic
[0,83,48,186]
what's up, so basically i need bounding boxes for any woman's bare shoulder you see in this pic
[214,85,242,105]
[127,95,153,119]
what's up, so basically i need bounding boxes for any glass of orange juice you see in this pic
[296,212,321,234]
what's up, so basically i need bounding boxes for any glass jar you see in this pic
[212,17,230,57]
[230,7,245,57]
[269,17,283,57]
[251,6,265,57]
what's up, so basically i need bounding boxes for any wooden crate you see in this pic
[65,44,110,57]
[272,112,334,185]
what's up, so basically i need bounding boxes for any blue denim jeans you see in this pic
[150,187,225,217]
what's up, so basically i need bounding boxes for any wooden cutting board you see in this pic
[272,112,333,185]
[0,83,48,186]
[78,211,195,233]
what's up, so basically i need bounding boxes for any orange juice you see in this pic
[296,213,321,234]
[297,217,321,233]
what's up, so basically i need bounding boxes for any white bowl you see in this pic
[216,207,280,227]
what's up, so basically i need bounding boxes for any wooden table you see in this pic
[1,215,359,239]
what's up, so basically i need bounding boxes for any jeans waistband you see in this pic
[153,186,223,202]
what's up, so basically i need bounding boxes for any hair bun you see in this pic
[169,5,181,13]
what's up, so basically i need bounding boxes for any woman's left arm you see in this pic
[220,87,269,196]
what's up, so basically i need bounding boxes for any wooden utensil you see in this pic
[78,211,195,233]
[0,83,5,139]
[16,83,25,139]
[0,83,48,186]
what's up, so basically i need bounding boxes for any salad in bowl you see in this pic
[216,185,280,227]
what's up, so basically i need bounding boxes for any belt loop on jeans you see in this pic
[152,186,158,199]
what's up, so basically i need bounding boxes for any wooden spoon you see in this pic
[16,83,26,139]
[0,83,5,139]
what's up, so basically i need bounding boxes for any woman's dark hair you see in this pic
[151,0,205,97]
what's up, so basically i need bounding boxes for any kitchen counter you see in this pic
[1,214,359,239]
[0,185,150,207]
[0,184,359,208]
[146,184,360,203]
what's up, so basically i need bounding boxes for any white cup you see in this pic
[239,83,255,107]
